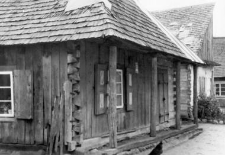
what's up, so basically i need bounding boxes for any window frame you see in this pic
[215,82,225,97]
[0,71,14,117]
[116,69,124,109]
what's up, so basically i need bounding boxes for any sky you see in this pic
[139,0,225,37]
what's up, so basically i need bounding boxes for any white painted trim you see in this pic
[0,71,14,117]
[215,82,225,97]
[116,69,124,109]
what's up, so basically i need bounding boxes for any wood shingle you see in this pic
[0,0,187,58]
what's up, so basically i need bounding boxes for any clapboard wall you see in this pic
[0,42,67,145]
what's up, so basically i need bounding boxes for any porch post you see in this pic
[176,61,181,130]
[150,56,157,137]
[193,65,199,126]
[109,46,118,148]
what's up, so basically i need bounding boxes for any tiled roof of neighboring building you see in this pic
[152,3,214,54]
[214,38,225,77]
[0,0,186,58]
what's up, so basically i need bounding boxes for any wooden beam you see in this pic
[108,46,118,148]
[193,65,198,126]
[150,56,157,137]
[176,61,181,130]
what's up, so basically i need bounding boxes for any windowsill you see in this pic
[0,117,16,122]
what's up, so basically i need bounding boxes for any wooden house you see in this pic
[152,3,217,118]
[0,0,203,154]
[213,37,225,112]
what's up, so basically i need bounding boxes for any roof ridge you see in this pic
[151,2,215,13]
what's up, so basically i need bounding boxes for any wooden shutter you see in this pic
[95,64,108,115]
[158,71,164,123]
[14,70,33,119]
[163,71,169,121]
[158,69,169,123]
[126,68,134,111]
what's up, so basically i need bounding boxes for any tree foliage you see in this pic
[198,94,224,122]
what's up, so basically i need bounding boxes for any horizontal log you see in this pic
[73,84,81,93]
[68,73,80,81]
[67,65,78,74]
[75,50,81,58]
[68,54,78,63]
[74,110,81,120]
[74,94,81,107]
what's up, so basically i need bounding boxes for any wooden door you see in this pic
[158,68,169,124]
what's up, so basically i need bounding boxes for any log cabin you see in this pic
[152,3,219,119]
[0,0,203,154]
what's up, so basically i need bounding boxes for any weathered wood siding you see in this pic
[198,18,213,61]
[0,43,67,145]
[81,41,176,139]
[180,64,192,117]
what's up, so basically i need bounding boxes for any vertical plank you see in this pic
[33,45,44,144]
[193,65,198,126]
[60,43,68,93]
[64,81,73,144]
[43,45,52,145]
[176,61,181,130]
[80,41,87,139]
[1,123,10,143]
[85,42,98,138]
[16,46,26,144]
[51,44,60,99]
[109,46,117,148]
[98,44,109,135]
[25,46,34,145]
[150,56,157,137]
[59,43,67,147]
[14,70,33,119]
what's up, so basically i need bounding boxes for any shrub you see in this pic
[198,94,224,122]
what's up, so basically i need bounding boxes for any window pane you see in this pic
[116,71,122,82]
[221,84,225,87]
[117,83,122,94]
[222,88,225,92]
[117,95,122,107]
[221,91,225,96]
[216,91,220,96]
[0,74,10,86]
[216,84,219,88]
[0,102,12,114]
[0,88,11,100]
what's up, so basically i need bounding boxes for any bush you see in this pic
[198,94,224,122]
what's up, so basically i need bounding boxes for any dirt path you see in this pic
[162,123,225,155]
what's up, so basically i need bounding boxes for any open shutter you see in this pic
[95,64,107,115]
[126,68,134,111]
[158,71,164,123]
[163,71,169,122]
[14,70,33,119]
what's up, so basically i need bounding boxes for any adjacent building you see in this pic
[152,3,217,118]
[213,37,225,112]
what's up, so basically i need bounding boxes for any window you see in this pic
[199,77,206,94]
[116,69,124,108]
[0,71,14,117]
[215,83,225,97]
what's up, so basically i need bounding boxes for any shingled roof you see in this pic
[214,38,225,77]
[0,0,187,58]
[152,3,214,54]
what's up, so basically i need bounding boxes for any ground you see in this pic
[137,123,225,155]
[162,123,225,155]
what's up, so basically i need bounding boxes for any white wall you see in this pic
[197,66,214,96]
[190,65,194,106]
